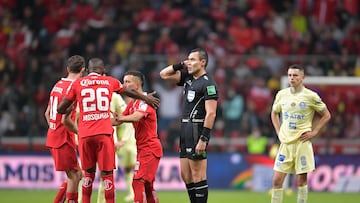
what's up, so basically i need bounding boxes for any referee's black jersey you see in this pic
[177,70,219,120]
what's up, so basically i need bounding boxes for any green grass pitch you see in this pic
[1,189,359,203]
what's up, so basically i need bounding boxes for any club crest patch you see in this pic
[187,90,195,102]
[299,102,306,109]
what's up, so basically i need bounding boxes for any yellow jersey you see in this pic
[272,87,327,143]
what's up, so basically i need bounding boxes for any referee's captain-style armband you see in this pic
[200,127,211,143]
[172,61,185,71]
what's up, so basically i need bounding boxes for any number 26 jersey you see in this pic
[65,73,125,138]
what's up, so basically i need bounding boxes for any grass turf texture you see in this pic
[1,189,359,203]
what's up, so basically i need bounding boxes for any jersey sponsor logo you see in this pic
[186,148,192,153]
[80,79,110,87]
[187,90,195,102]
[283,112,305,120]
[207,85,216,95]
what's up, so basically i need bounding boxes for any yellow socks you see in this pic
[297,185,308,203]
[271,188,283,203]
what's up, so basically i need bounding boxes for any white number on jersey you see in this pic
[49,95,58,121]
[81,88,110,112]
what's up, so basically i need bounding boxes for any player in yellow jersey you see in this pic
[270,64,331,203]
[97,92,137,203]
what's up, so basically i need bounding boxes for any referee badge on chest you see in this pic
[187,90,195,102]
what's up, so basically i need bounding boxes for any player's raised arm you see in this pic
[159,61,185,83]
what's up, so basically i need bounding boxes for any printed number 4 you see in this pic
[81,88,110,112]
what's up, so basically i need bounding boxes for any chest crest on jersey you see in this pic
[187,90,195,102]
[299,101,306,109]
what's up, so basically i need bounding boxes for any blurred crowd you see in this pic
[0,0,360,152]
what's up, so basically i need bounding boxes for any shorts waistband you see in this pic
[181,118,204,123]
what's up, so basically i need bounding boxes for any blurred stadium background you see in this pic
[1,0,360,202]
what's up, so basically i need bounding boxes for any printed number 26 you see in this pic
[81,88,109,112]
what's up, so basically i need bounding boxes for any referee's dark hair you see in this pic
[124,70,145,87]
[190,48,208,68]
[288,64,305,72]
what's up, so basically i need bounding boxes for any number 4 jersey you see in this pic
[46,78,77,148]
[64,73,125,138]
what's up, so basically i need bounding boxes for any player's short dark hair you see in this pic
[67,55,85,73]
[124,70,145,87]
[88,58,105,74]
[190,48,208,67]
[288,64,305,72]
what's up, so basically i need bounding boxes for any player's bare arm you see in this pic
[300,108,331,142]
[57,98,74,114]
[121,88,160,109]
[61,113,78,134]
[116,111,144,123]
[44,105,50,125]
[195,99,217,155]
[270,111,281,135]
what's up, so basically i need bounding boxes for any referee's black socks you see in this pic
[195,180,208,203]
[186,182,196,203]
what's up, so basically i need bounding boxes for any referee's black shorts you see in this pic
[179,119,207,160]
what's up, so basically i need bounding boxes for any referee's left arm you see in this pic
[203,99,217,130]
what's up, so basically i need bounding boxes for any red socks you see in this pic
[102,174,115,203]
[132,179,159,203]
[145,181,159,203]
[132,179,145,203]
[82,172,95,203]
[54,181,67,203]
[66,192,78,203]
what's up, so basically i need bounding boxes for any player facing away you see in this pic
[160,48,218,203]
[57,58,160,203]
[114,70,163,203]
[97,92,137,203]
[44,55,85,203]
[270,64,331,203]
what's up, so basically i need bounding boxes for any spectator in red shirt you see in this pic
[115,70,163,203]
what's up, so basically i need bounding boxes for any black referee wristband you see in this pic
[201,127,211,141]
[172,62,184,71]
[200,135,209,143]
